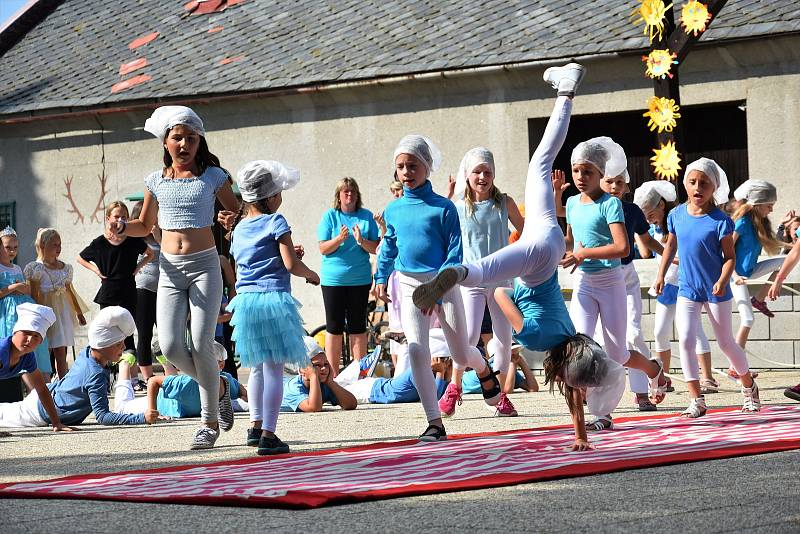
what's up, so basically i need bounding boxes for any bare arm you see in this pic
[121,192,159,237]
[769,239,800,300]
[713,234,736,296]
[133,246,155,277]
[76,257,105,279]
[653,233,678,295]
[318,225,349,255]
[512,352,538,392]
[278,234,319,285]
[325,379,358,410]
[552,170,568,218]
[637,231,664,258]
[216,180,240,213]
[493,287,524,333]
[146,375,167,412]
[569,388,592,451]
[506,195,525,235]
[297,369,323,412]
[579,222,629,260]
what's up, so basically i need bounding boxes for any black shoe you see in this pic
[246,427,261,447]
[257,435,290,456]
[418,424,447,442]
[478,369,502,406]
[218,376,234,432]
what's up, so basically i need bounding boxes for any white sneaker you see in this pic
[741,382,761,412]
[543,63,586,96]
[190,426,220,450]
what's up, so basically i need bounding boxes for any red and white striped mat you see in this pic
[2,406,799,508]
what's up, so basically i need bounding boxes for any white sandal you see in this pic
[648,359,668,405]
[681,397,707,419]
[585,415,613,431]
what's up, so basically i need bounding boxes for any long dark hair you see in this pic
[227,198,273,240]
[542,334,592,414]
[162,134,221,176]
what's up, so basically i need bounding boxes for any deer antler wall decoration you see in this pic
[62,174,109,225]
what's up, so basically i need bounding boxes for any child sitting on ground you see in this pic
[0,303,72,431]
[280,337,357,413]
[113,341,247,421]
[0,306,153,427]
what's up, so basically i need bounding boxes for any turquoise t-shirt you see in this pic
[280,375,339,412]
[734,214,761,278]
[512,273,576,352]
[157,372,240,418]
[317,207,379,286]
[565,192,625,272]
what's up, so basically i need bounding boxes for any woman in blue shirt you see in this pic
[317,177,380,376]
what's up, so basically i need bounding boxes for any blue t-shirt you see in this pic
[368,368,447,404]
[231,213,291,293]
[0,335,37,380]
[621,201,649,265]
[461,357,526,394]
[734,215,761,278]
[565,192,625,272]
[317,208,379,286]
[512,273,576,352]
[375,180,462,285]
[157,372,240,418]
[280,375,339,412]
[667,204,734,303]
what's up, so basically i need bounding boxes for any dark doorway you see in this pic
[528,101,748,204]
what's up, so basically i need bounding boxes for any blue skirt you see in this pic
[227,291,307,368]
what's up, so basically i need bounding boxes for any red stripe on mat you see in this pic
[2,405,799,509]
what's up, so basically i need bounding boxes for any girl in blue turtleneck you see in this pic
[374,135,501,443]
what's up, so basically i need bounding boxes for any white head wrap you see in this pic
[634,181,677,211]
[143,106,206,143]
[684,157,729,205]
[236,160,300,202]
[0,226,17,238]
[211,340,227,362]
[88,306,136,349]
[303,336,324,361]
[596,137,628,180]
[453,147,495,200]
[571,137,612,176]
[13,303,56,339]
[732,179,777,206]
[393,135,442,177]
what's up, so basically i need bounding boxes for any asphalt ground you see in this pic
[2,370,800,533]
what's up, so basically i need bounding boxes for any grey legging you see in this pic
[158,247,223,424]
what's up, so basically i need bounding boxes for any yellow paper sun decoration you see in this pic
[643,96,681,133]
[643,49,678,79]
[681,1,712,36]
[630,0,673,43]
[651,141,681,180]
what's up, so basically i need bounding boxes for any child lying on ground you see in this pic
[112,341,248,421]
[0,306,154,427]
[0,303,72,431]
[280,337,357,413]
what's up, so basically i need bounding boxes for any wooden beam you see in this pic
[668,0,729,63]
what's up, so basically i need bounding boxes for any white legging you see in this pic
[675,297,750,382]
[461,286,513,374]
[654,300,710,354]
[246,361,284,433]
[622,263,650,394]
[398,271,486,422]
[731,256,786,328]
[461,96,570,291]
[570,268,630,366]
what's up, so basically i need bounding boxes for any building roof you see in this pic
[0,0,798,118]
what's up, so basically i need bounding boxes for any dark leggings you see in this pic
[321,284,371,335]
[135,288,157,366]
[100,301,136,355]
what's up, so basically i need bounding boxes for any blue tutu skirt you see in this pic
[227,290,308,368]
[0,273,51,374]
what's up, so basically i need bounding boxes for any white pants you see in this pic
[731,256,786,328]
[570,268,630,366]
[461,97,571,292]
[113,380,148,415]
[335,359,376,403]
[654,300,711,354]
[247,362,284,432]
[460,286,513,374]
[622,263,649,394]
[399,271,486,422]
[675,297,750,382]
[0,389,46,428]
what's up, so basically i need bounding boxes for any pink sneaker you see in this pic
[439,382,462,418]
[489,393,518,417]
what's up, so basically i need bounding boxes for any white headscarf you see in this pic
[596,137,627,180]
[634,181,677,211]
[13,303,56,339]
[236,160,300,202]
[393,135,442,178]
[211,340,227,362]
[143,106,206,142]
[732,179,777,206]
[684,157,729,205]
[571,137,611,176]
[303,336,324,361]
[88,306,136,349]
[452,147,494,200]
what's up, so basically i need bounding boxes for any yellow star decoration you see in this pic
[651,141,681,180]
[630,0,673,43]
[681,1,712,36]
[643,96,681,133]
[643,49,679,79]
